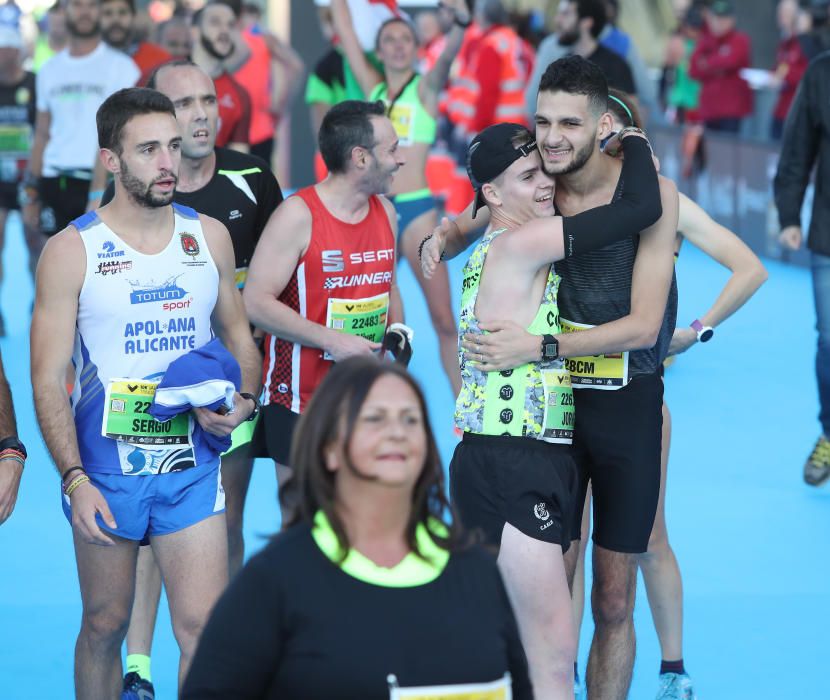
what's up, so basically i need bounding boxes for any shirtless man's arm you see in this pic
[0,350,22,524]
[31,228,118,546]
[243,197,382,361]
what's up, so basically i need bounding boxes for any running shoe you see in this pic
[121,672,155,700]
[804,435,830,486]
[655,672,696,700]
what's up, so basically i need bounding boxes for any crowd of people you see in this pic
[0,0,827,699]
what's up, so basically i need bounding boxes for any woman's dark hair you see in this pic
[289,356,462,561]
[539,55,608,116]
[606,88,642,129]
[318,99,386,174]
[375,16,418,51]
[96,87,176,155]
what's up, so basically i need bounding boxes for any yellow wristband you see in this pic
[65,475,90,497]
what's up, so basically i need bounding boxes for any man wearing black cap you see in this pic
[424,55,680,700]
[448,116,666,698]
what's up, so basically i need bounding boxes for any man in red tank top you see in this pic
[244,100,405,521]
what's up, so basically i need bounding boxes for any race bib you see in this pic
[324,292,389,360]
[389,674,511,700]
[0,124,31,157]
[540,367,574,444]
[559,318,629,390]
[388,102,414,147]
[102,379,192,447]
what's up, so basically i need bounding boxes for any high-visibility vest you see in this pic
[478,26,534,127]
[446,23,483,131]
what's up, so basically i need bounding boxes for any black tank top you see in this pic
[554,188,678,379]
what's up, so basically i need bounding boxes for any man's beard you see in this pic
[66,15,100,39]
[120,159,176,208]
[557,28,579,46]
[542,139,594,176]
[200,33,232,60]
[102,24,130,48]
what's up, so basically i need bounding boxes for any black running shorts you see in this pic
[39,175,90,236]
[0,183,18,211]
[570,371,664,553]
[450,432,578,551]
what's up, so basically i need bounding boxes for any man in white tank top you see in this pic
[30,87,261,699]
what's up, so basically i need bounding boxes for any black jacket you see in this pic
[774,50,830,256]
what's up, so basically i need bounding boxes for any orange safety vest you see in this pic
[476,26,534,128]
[446,23,483,131]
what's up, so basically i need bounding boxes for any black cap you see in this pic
[466,123,537,218]
[708,0,735,17]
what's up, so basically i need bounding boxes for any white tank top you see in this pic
[71,204,220,475]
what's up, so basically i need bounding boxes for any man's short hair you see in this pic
[203,0,241,20]
[97,87,176,154]
[571,0,607,39]
[319,100,386,174]
[538,55,609,116]
[145,58,200,91]
[100,0,135,13]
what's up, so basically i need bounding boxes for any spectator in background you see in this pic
[688,0,752,134]
[525,0,636,121]
[416,7,444,73]
[661,3,703,124]
[774,52,830,487]
[32,2,67,71]
[0,25,39,331]
[770,0,809,140]
[224,1,305,166]
[798,0,830,60]
[100,0,172,85]
[466,0,533,135]
[601,0,660,123]
[191,0,252,152]
[155,14,191,58]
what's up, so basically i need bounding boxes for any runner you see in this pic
[100,59,284,699]
[0,347,25,525]
[243,99,404,527]
[423,56,679,700]
[99,0,172,85]
[330,0,471,396]
[30,87,261,699]
[564,89,768,700]
[444,112,666,697]
[27,0,139,233]
[0,24,39,333]
[190,0,252,153]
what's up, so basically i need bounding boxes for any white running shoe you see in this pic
[655,672,696,700]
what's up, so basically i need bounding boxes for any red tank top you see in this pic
[262,186,395,413]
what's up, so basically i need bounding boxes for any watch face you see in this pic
[544,342,558,358]
[700,328,714,343]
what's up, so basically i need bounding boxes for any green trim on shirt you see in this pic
[312,510,450,587]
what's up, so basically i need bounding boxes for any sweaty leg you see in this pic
[398,208,461,397]
[586,545,638,700]
[637,402,685,662]
[151,513,229,691]
[220,444,255,575]
[73,529,139,700]
[498,523,575,700]
[125,545,162,669]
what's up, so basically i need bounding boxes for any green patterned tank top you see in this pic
[454,228,574,443]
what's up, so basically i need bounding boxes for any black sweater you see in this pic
[182,524,533,700]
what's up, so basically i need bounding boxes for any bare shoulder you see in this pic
[657,175,678,201]
[198,212,231,243]
[378,194,398,227]
[40,225,85,277]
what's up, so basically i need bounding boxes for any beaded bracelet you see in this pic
[64,475,90,498]
[0,454,24,468]
[0,449,25,463]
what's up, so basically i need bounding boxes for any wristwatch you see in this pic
[690,319,714,343]
[239,392,261,421]
[541,334,560,362]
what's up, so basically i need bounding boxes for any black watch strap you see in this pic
[0,436,26,459]
[239,392,260,421]
[541,334,559,362]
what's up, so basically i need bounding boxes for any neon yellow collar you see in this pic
[312,510,449,587]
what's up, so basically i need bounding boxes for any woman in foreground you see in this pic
[182,356,532,700]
